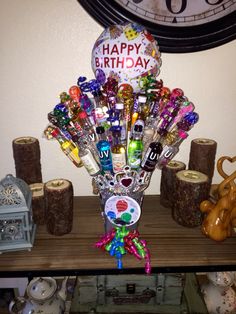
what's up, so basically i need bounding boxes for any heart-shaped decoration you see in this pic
[217,156,236,179]
[116,200,128,212]
[120,177,133,188]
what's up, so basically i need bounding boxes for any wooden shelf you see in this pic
[0,195,236,277]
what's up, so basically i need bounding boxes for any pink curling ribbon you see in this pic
[95,227,152,274]
[145,260,152,274]
[140,239,151,274]
[126,229,140,239]
[95,229,116,249]
[125,239,142,260]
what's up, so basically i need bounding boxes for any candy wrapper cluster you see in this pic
[45,75,199,192]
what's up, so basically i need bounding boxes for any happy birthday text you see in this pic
[94,43,151,69]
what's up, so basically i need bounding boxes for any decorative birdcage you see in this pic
[0,174,36,253]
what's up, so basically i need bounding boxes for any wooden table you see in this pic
[0,195,236,277]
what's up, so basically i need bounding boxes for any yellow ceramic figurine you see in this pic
[200,156,236,242]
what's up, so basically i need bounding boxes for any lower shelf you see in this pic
[70,273,208,314]
[0,273,208,314]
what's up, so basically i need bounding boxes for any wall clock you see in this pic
[78,0,236,53]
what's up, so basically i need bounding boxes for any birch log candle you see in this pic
[160,160,186,208]
[172,170,210,227]
[188,138,217,185]
[44,179,73,236]
[30,183,45,225]
[12,136,42,184]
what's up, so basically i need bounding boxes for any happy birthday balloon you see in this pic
[91,23,161,92]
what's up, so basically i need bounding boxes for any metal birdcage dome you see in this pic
[0,174,32,213]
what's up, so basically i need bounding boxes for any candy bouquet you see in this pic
[44,23,199,273]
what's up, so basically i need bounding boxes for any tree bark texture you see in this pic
[12,137,42,184]
[30,183,45,225]
[172,170,210,227]
[188,138,217,185]
[44,179,73,236]
[160,160,186,208]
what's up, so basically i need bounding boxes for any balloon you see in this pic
[91,23,161,93]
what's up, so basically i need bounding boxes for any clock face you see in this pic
[78,0,236,52]
[115,0,236,27]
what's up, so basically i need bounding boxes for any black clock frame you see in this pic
[78,0,236,53]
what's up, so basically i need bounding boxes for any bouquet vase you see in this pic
[93,166,151,233]
[99,191,145,233]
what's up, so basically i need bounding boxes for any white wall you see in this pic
[1,0,235,196]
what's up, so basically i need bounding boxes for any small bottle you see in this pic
[141,142,163,172]
[156,131,188,169]
[72,111,99,162]
[93,89,105,109]
[130,96,147,139]
[131,96,146,127]
[96,126,113,173]
[106,108,120,145]
[78,141,100,176]
[139,95,150,121]
[128,125,143,170]
[115,102,127,145]
[66,121,82,140]
[131,107,145,130]
[111,130,126,173]
[51,128,82,167]
[73,134,100,164]
[77,110,97,142]
[142,121,157,156]
[133,95,148,120]
[93,90,109,128]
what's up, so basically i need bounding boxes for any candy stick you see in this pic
[69,85,81,103]
[168,102,195,132]
[156,100,180,136]
[103,77,118,109]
